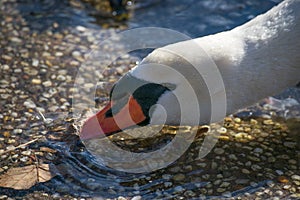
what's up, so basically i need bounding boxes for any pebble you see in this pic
[32,59,39,67]
[20,156,28,162]
[263,119,274,125]
[24,100,36,109]
[131,196,142,200]
[275,190,283,196]
[275,170,284,175]
[283,185,291,189]
[0,195,8,200]
[291,175,300,181]
[217,188,226,193]
[164,182,172,187]
[24,67,38,76]
[220,182,230,188]
[55,52,64,57]
[242,169,251,174]
[253,147,263,153]
[174,186,184,192]
[76,25,86,32]
[283,142,296,148]
[21,150,31,156]
[278,176,289,183]
[235,179,249,184]
[214,147,224,155]
[42,80,52,87]
[234,117,241,123]
[172,173,186,181]
[32,79,41,84]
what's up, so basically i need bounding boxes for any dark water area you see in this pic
[14,0,281,37]
[1,0,299,199]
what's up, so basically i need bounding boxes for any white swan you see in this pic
[80,0,300,140]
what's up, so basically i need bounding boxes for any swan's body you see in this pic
[81,0,300,140]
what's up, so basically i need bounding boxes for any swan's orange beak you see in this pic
[80,95,146,140]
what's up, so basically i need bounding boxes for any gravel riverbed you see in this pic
[0,0,299,199]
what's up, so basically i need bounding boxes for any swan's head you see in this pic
[80,46,215,140]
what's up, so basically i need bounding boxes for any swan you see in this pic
[80,0,300,140]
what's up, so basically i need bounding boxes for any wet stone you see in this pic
[292,175,300,181]
[214,148,225,155]
[242,169,251,174]
[172,173,186,181]
[217,188,226,193]
[283,142,296,148]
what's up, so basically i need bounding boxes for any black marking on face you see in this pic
[105,73,176,123]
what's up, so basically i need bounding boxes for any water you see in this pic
[1,0,299,199]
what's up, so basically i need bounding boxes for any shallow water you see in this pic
[1,0,299,199]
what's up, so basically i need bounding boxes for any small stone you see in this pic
[217,188,226,193]
[242,169,251,174]
[220,182,230,188]
[2,64,10,70]
[7,139,16,144]
[164,182,172,187]
[229,154,238,160]
[10,37,22,43]
[24,100,36,109]
[162,174,172,180]
[32,79,41,84]
[250,119,258,125]
[72,51,81,58]
[260,132,269,137]
[13,129,23,134]
[43,81,52,87]
[213,179,222,185]
[76,26,86,32]
[275,190,283,196]
[21,150,31,156]
[211,161,218,169]
[184,190,196,197]
[2,131,10,138]
[214,148,225,155]
[32,59,39,67]
[6,145,15,151]
[293,181,300,186]
[222,191,232,198]
[56,75,66,81]
[131,196,142,200]
[217,127,227,134]
[253,148,263,153]
[219,136,230,140]
[174,186,184,192]
[55,52,63,57]
[278,176,289,183]
[283,142,296,148]
[234,117,241,123]
[173,173,185,181]
[0,195,8,200]
[263,119,274,125]
[291,175,300,181]
[20,156,28,162]
[275,170,284,175]
[235,179,249,184]
[283,185,291,190]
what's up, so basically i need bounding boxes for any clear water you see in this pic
[3,0,299,199]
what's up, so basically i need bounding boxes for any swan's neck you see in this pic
[197,0,300,115]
